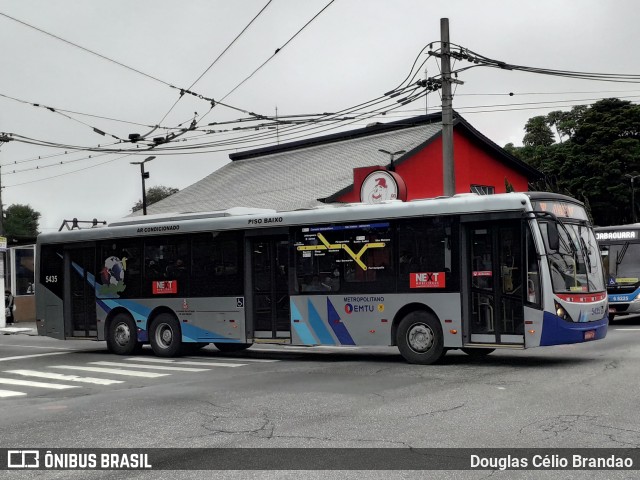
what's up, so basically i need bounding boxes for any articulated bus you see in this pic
[595,224,640,321]
[36,192,607,364]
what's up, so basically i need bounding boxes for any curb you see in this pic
[0,327,37,336]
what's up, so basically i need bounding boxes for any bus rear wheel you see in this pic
[214,343,252,353]
[149,313,182,357]
[396,310,445,365]
[107,313,140,355]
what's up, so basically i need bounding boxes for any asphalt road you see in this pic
[1,317,640,479]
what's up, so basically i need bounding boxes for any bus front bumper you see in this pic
[539,312,608,346]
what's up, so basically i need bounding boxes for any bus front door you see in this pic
[467,221,525,345]
[250,237,290,340]
[64,246,98,338]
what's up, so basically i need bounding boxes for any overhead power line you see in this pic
[155,0,274,126]
[218,0,337,102]
[0,10,268,122]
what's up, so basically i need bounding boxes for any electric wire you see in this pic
[154,0,274,126]
[218,0,337,103]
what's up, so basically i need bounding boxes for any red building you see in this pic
[142,112,541,215]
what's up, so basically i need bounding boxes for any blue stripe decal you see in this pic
[326,298,355,345]
[293,323,318,345]
[290,300,303,323]
[291,301,318,345]
[307,299,335,345]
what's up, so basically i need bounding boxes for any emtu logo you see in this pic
[344,303,354,314]
[8,450,39,468]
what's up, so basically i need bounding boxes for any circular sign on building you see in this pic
[360,170,407,204]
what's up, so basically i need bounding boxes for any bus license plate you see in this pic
[611,295,630,302]
[584,330,596,341]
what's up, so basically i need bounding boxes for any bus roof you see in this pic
[37,192,579,245]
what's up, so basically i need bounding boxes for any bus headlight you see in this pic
[554,301,574,322]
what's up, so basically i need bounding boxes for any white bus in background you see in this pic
[595,225,640,321]
[36,192,607,365]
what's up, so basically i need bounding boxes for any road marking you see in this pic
[0,352,71,362]
[4,345,76,351]
[124,358,246,368]
[613,328,640,331]
[0,378,78,389]
[89,361,210,372]
[0,389,26,398]
[51,366,170,378]
[6,370,124,385]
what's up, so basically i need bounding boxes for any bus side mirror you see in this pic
[547,222,560,252]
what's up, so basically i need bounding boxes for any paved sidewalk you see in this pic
[0,321,37,336]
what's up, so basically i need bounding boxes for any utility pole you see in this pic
[0,134,13,329]
[625,174,640,223]
[440,18,456,196]
[0,134,13,236]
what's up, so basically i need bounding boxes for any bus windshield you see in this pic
[601,242,640,284]
[539,220,605,294]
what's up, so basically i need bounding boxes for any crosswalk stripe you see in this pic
[0,352,72,362]
[89,361,209,372]
[125,358,246,368]
[6,370,124,385]
[0,378,78,389]
[0,389,27,398]
[51,366,170,378]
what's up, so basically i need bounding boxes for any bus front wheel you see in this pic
[396,310,445,365]
[214,343,253,353]
[149,314,182,357]
[106,313,140,355]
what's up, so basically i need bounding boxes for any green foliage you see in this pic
[523,116,554,147]
[132,186,179,213]
[504,177,515,193]
[507,99,640,226]
[4,204,40,241]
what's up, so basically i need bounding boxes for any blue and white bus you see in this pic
[595,224,640,321]
[36,192,607,364]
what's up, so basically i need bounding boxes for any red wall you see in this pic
[337,130,529,202]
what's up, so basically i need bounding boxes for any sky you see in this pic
[1,0,640,233]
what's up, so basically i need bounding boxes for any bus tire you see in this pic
[461,348,495,357]
[396,310,445,365]
[149,313,182,357]
[214,343,253,353]
[608,313,615,322]
[106,313,139,355]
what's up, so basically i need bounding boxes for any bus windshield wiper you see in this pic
[616,242,630,268]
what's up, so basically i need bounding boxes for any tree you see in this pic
[507,98,640,226]
[3,204,40,242]
[131,186,179,213]
[523,116,554,147]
